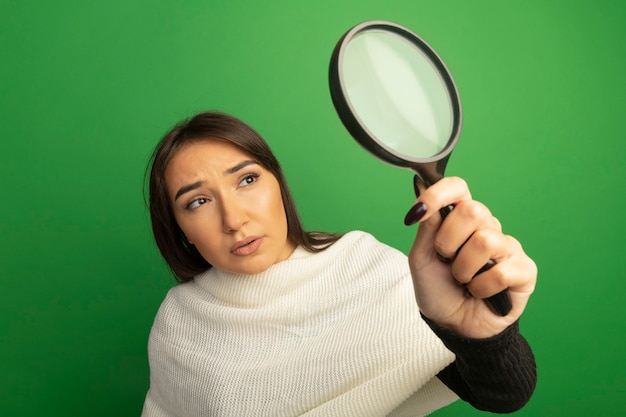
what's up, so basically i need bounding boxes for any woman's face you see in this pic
[164,138,296,275]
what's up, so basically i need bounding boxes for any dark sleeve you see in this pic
[422,314,537,413]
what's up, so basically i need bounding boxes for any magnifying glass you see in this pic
[329,20,512,316]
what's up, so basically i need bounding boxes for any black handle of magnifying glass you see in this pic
[439,204,513,316]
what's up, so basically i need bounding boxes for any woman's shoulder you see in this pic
[152,281,194,316]
[322,230,408,272]
[334,230,381,246]
[336,230,403,255]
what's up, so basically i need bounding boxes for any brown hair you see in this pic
[146,111,342,282]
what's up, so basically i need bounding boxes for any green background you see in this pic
[1,1,624,415]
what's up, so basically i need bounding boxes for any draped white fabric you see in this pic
[142,231,457,417]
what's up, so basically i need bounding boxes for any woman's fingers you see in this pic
[407,175,537,337]
[465,254,537,302]
[447,221,536,305]
[405,176,472,226]
[447,225,536,303]
[450,228,515,284]
[421,176,472,209]
[434,199,501,261]
[409,177,498,268]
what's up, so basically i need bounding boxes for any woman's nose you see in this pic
[219,195,249,233]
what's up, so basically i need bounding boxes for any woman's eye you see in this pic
[186,198,208,210]
[239,174,259,187]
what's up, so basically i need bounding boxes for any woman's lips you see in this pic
[230,236,263,256]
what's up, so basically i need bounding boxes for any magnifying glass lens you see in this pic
[342,31,453,159]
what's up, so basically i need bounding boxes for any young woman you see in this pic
[142,111,537,416]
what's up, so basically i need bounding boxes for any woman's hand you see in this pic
[406,176,537,339]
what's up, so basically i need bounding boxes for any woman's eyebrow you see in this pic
[224,159,258,175]
[174,160,259,201]
[174,181,204,201]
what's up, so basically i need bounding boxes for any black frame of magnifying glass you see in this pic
[329,20,463,186]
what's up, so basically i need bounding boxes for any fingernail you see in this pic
[404,202,427,225]
[413,174,421,198]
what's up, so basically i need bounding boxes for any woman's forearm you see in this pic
[424,315,537,413]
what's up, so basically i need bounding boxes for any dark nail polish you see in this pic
[404,202,427,225]
[413,174,421,198]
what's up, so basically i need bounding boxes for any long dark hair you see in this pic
[146,111,342,282]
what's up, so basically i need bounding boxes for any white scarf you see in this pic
[142,231,457,417]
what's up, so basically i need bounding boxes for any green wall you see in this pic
[2,1,624,415]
